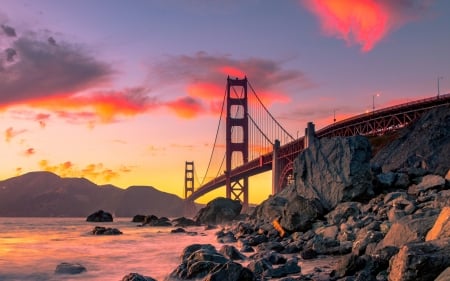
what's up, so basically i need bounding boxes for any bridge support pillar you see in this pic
[305,122,315,148]
[272,139,281,195]
[184,161,194,199]
[225,76,249,207]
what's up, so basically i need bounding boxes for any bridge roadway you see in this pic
[187,93,450,201]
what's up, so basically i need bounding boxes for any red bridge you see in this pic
[185,77,450,207]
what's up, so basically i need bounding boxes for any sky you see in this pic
[1,0,449,204]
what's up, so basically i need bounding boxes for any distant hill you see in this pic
[0,171,186,217]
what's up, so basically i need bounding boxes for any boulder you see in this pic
[204,261,255,281]
[371,105,450,176]
[279,195,324,232]
[86,210,113,222]
[131,214,146,223]
[408,174,446,195]
[168,244,238,280]
[172,217,198,227]
[195,197,242,225]
[91,226,122,235]
[55,262,87,274]
[388,238,450,281]
[426,206,450,241]
[293,135,373,211]
[376,213,437,250]
[121,272,156,281]
[435,267,450,281]
[251,195,288,223]
[325,201,362,225]
[219,245,246,261]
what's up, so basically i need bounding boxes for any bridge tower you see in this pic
[184,161,194,199]
[226,76,249,207]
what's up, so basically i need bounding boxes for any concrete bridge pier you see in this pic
[305,122,316,148]
[272,139,280,195]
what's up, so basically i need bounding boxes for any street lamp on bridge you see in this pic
[438,76,443,97]
[372,93,380,114]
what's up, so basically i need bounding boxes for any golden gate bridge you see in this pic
[184,77,450,208]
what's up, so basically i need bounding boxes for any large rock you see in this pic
[426,206,450,241]
[86,210,113,222]
[279,195,324,232]
[371,105,450,176]
[293,135,372,211]
[121,272,156,281]
[55,262,87,274]
[195,197,242,225]
[168,243,254,281]
[388,238,450,281]
[376,213,438,250]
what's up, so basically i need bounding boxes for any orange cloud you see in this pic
[302,0,431,52]
[187,83,223,100]
[24,148,35,156]
[166,96,205,119]
[21,87,156,124]
[38,159,131,182]
[4,127,27,142]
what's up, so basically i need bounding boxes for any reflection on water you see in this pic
[0,217,221,281]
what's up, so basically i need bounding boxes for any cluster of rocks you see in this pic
[160,106,450,281]
[80,106,449,280]
[132,214,199,228]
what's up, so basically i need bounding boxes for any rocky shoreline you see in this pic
[80,106,449,280]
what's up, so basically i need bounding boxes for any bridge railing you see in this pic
[317,93,450,137]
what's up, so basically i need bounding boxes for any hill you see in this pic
[0,171,185,217]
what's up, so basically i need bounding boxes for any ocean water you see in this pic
[0,217,223,281]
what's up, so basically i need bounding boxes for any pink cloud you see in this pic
[24,148,35,156]
[166,96,206,119]
[302,0,433,52]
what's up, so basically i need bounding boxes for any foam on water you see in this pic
[0,217,222,280]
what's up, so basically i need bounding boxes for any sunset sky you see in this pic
[1,0,449,204]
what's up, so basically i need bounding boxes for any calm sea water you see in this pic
[0,217,222,281]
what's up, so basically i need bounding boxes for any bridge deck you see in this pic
[188,93,450,201]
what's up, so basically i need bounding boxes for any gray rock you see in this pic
[376,213,438,250]
[325,202,362,225]
[376,172,396,188]
[121,272,156,281]
[91,226,122,235]
[425,206,450,241]
[407,174,445,195]
[54,262,86,274]
[371,105,450,176]
[219,245,246,261]
[435,267,450,281]
[204,261,254,281]
[86,210,113,222]
[388,238,450,281]
[293,135,373,211]
[279,195,324,232]
[251,195,288,223]
[195,197,242,225]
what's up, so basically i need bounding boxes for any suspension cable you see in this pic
[199,86,227,186]
[248,79,295,141]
